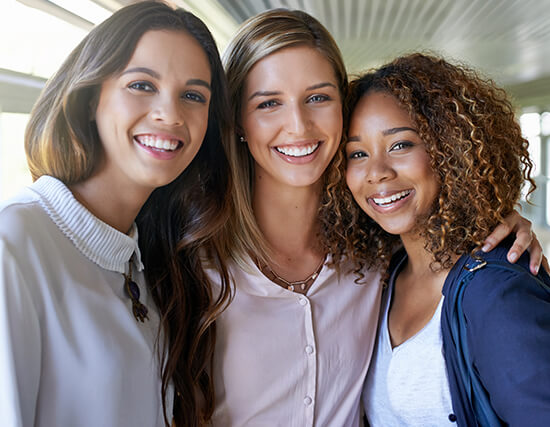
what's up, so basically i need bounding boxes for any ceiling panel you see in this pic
[7,0,550,110]
[202,0,550,106]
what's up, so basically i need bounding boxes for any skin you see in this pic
[344,91,547,275]
[70,30,212,233]
[241,45,342,285]
[346,91,539,345]
[346,91,450,344]
[240,44,543,290]
[346,92,440,239]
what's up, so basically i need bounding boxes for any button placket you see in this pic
[299,295,316,427]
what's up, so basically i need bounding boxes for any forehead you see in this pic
[244,45,338,91]
[127,30,211,79]
[350,91,413,131]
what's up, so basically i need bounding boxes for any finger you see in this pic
[505,228,534,263]
[527,236,544,275]
[482,221,514,252]
[542,255,549,274]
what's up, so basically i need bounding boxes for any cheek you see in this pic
[320,106,343,140]
[192,108,210,141]
[345,166,364,198]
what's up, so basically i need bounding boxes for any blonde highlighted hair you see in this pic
[221,8,350,268]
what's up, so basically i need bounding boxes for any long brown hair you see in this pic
[24,2,232,425]
[332,53,536,278]
[221,8,349,268]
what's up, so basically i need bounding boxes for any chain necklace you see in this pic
[123,254,149,322]
[259,256,325,293]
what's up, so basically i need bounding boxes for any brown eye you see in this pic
[348,151,368,159]
[258,100,279,109]
[128,81,156,92]
[183,91,206,103]
[390,141,413,151]
[307,94,329,103]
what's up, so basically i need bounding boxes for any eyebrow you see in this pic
[382,126,417,136]
[121,67,211,91]
[247,81,337,101]
[187,78,211,91]
[347,126,417,143]
[122,67,161,79]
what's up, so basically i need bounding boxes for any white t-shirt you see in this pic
[209,257,382,427]
[0,176,173,427]
[363,255,455,426]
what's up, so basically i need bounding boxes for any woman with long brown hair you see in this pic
[0,2,231,426]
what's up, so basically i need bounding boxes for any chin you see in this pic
[371,218,415,237]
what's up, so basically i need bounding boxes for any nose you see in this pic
[151,94,184,126]
[286,102,310,135]
[365,156,396,183]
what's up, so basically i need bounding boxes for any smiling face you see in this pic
[241,45,343,189]
[345,91,440,239]
[93,29,211,195]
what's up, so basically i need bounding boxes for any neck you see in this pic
[253,175,322,256]
[252,170,324,281]
[399,231,459,285]
[70,173,152,235]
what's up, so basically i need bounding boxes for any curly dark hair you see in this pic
[326,52,536,280]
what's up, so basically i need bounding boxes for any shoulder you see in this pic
[0,187,47,241]
[469,241,546,298]
[450,241,550,331]
[446,237,543,296]
[0,186,65,272]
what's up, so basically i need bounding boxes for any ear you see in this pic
[236,125,246,142]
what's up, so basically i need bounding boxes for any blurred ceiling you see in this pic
[4,0,550,112]
[94,0,550,108]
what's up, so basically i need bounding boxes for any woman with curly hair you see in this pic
[343,53,550,426]
[210,10,543,426]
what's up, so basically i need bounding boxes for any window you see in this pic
[519,110,550,227]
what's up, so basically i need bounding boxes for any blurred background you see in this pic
[1,0,549,249]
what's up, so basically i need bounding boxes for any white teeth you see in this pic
[373,190,412,206]
[136,135,180,151]
[276,143,319,157]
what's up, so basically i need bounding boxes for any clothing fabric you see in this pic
[441,242,550,426]
[0,176,172,427]
[363,254,455,426]
[364,242,550,427]
[208,257,382,427]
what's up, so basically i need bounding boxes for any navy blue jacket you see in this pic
[441,241,550,426]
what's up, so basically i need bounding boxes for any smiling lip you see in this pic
[134,133,184,160]
[368,189,413,212]
[273,140,322,164]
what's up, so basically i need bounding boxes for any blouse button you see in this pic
[304,396,313,406]
[299,298,308,306]
[448,413,457,422]
[305,345,314,354]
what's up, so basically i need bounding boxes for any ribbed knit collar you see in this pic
[31,176,144,274]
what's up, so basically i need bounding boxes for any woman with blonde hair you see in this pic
[211,10,542,426]
[343,53,550,426]
[0,2,232,426]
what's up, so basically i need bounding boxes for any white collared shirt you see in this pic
[0,176,172,427]
[209,257,382,427]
